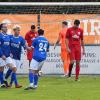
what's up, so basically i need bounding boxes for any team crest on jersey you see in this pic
[78,32,80,35]
[71,31,74,33]
[30,34,33,37]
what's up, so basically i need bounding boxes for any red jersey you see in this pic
[25,30,37,47]
[25,30,37,61]
[66,27,83,46]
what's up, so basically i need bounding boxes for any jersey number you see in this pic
[39,43,47,51]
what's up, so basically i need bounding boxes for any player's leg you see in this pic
[6,57,22,88]
[0,67,6,88]
[61,50,70,76]
[3,68,12,87]
[61,50,67,76]
[33,61,44,89]
[27,51,33,67]
[24,59,37,90]
[75,47,81,81]
[68,47,75,78]
[25,59,44,90]
[33,70,39,89]
[28,69,34,87]
[13,60,22,88]
[68,61,74,78]
[5,68,12,80]
[75,61,80,81]
[0,59,6,88]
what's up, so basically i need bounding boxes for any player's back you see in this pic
[32,36,49,62]
[59,27,67,50]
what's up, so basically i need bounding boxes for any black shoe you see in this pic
[1,84,6,88]
[3,80,9,87]
[24,86,34,90]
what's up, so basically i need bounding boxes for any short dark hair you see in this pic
[62,21,68,26]
[38,29,44,35]
[74,20,80,26]
[31,25,35,29]
[0,23,4,30]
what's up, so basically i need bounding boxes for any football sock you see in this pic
[0,71,4,84]
[11,72,18,86]
[68,63,74,77]
[29,72,33,84]
[76,64,80,80]
[5,68,12,80]
[33,74,38,87]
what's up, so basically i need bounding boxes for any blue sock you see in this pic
[10,73,14,85]
[29,72,33,84]
[11,72,18,86]
[5,69,12,80]
[33,74,38,86]
[0,71,4,84]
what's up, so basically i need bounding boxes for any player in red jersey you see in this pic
[66,20,85,81]
[25,25,37,66]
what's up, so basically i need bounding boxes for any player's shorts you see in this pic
[0,58,5,67]
[0,57,16,67]
[70,45,81,61]
[13,59,21,68]
[30,59,44,70]
[27,50,33,61]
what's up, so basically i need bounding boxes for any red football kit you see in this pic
[25,30,37,61]
[66,27,83,61]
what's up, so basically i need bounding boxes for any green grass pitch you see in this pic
[0,76,100,100]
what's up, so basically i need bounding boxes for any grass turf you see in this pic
[0,76,100,100]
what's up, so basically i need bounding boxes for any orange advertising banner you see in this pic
[0,14,100,44]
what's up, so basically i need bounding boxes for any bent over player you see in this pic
[66,20,85,81]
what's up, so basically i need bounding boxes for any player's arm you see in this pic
[54,32,60,49]
[0,37,6,60]
[21,38,27,50]
[47,42,50,52]
[26,39,36,51]
[25,32,29,43]
[0,48,4,59]
[81,30,85,55]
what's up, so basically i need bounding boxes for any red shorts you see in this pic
[27,50,34,61]
[70,45,81,61]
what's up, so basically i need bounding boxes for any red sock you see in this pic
[76,64,80,80]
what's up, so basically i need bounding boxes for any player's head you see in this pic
[31,25,35,32]
[13,25,21,36]
[0,23,8,33]
[74,20,80,28]
[62,21,68,28]
[38,29,44,36]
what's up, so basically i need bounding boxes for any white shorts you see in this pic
[0,58,5,67]
[30,59,44,70]
[13,59,21,68]
[0,57,16,68]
